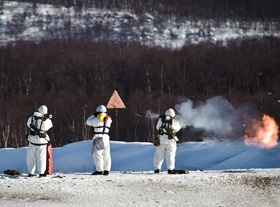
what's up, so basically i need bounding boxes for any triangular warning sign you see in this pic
[107,90,126,108]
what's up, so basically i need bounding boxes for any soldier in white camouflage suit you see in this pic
[86,105,112,175]
[154,108,181,174]
[26,105,53,177]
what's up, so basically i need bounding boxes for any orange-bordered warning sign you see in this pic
[107,90,126,108]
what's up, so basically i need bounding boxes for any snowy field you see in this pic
[1,140,280,206]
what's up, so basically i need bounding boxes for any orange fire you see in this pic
[244,114,279,149]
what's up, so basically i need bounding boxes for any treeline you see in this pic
[16,0,280,19]
[0,36,280,148]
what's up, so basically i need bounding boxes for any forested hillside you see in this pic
[0,0,279,148]
[9,0,280,19]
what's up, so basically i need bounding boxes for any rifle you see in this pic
[135,111,159,119]
[135,112,146,117]
[158,116,179,143]
[160,124,179,142]
[29,123,40,134]
[42,114,52,120]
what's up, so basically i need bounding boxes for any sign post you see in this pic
[107,90,126,141]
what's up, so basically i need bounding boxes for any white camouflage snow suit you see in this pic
[26,105,53,175]
[86,105,112,174]
[154,108,181,172]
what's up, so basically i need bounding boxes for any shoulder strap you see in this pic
[93,116,110,135]
[158,115,175,138]
[29,115,47,137]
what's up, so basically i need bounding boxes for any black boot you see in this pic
[154,169,160,174]
[168,169,189,174]
[39,173,47,177]
[92,171,103,175]
[103,171,109,176]
[168,169,178,174]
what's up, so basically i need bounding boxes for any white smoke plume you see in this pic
[145,110,160,119]
[174,96,247,137]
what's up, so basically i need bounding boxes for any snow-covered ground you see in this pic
[1,1,280,206]
[1,1,279,48]
[1,169,280,207]
[1,140,280,206]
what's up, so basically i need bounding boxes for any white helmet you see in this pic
[165,108,175,118]
[38,105,48,115]
[96,105,107,113]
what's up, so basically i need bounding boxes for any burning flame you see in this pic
[244,114,279,149]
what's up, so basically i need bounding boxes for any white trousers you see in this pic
[26,143,47,174]
[92,135,111,172]
[92,145,111,172]
[153,140,177,171]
